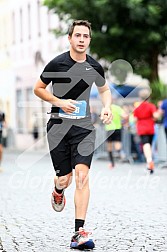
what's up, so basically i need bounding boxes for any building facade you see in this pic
[0,0,68,149]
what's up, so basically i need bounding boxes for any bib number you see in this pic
[59,100,87,119]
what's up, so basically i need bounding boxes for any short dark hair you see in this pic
[68,20,92,37]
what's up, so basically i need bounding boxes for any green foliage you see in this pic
[43,0,167,83]
[150,80,167,105]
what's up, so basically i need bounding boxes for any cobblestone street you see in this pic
[0,149,167,252]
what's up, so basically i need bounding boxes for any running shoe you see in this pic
[70,227,95,250]
[51,190,66,212]
[147,161,154,174]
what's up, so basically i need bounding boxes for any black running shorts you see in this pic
[106,129,121,142]
[47,118,95,176]
[140,134,154,145]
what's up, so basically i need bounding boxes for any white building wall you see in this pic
[0,0,16,147]
[0,0,68,149]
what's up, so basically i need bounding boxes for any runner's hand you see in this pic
[60,99,77,114]
[100,107,113,124]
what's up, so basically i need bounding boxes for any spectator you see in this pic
[133,89,158,174]
[105,103,127,168]
[32,113,39,149]
[0,111,6,171]
[159,99,167,140]
[128,105,144,162]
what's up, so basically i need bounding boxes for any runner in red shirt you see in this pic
[134,89,158,173]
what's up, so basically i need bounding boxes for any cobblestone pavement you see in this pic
[0,149,167,252]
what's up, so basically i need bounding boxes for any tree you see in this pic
[44,0,167,84]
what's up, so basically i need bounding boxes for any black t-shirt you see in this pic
[40,51,105,116]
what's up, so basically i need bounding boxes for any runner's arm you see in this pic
[97,83,113,124]
[34,79,76,113]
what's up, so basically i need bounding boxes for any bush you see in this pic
[150,80,167,105]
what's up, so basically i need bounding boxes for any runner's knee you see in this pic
[75,170,89,189]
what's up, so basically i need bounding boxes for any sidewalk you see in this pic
[0,150,167,251]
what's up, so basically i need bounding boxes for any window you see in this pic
[47,10,51,32]
[3,18,7,47]
[26,88,33,131]
[28,3,31,39]
[12,12,15,44]
[16,89,24,133]
[37,0,41,37]
[20,8,23,42]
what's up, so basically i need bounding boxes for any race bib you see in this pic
[59,100,87,119]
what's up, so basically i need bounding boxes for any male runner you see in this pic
[34,20,112,249]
